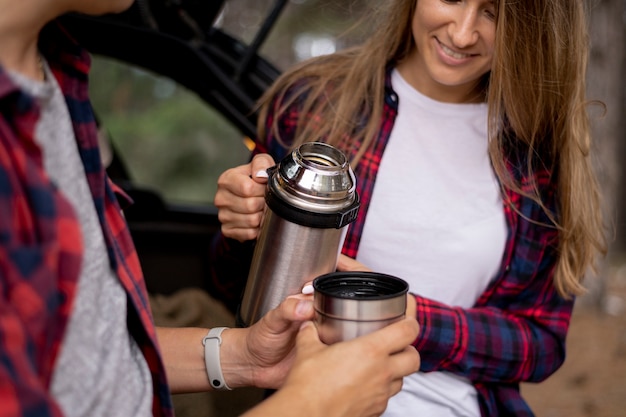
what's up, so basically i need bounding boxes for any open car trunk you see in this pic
[60,0,285,294]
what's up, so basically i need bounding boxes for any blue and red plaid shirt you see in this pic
[0,22,173,417]
[213,72,572,416]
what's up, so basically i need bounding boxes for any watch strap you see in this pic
[202,327,232,390]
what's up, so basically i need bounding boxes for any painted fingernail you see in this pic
[301,284,314,295]
[255,170,269,178]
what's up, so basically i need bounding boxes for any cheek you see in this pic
[480,38,495,72]
[480,25,496,67]
[411,10,432,48]
[413,5,437,34]
[483,23,497,53]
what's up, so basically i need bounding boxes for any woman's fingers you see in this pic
[358,315,419,356]
[250,154,276,183]
[214,154,276,241]
[218,203,264,226]
[336,254,372,272]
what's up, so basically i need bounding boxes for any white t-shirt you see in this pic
[357,69,507,417]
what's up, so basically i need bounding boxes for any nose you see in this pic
[449,8,480,48]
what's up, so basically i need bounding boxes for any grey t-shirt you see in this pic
[9,61,153,417]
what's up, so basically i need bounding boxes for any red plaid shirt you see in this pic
[213,72,572,416]
[0,22,173,417]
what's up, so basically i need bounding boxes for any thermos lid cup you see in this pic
[313,271,408,321]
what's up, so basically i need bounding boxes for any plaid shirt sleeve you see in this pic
[413,185,568,384]
[0,83,74,416]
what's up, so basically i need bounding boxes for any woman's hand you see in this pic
[214,153,275,242]
[337,254,372,272]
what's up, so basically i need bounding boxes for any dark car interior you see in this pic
[60,0,285,295]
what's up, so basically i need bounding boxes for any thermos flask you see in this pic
[237,142,360,327]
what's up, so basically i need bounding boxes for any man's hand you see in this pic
[242,296,420,417]
[221,293,314,389]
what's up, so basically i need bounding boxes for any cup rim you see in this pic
[312,271,408,301]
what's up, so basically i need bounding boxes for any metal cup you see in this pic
[313,271,409,344]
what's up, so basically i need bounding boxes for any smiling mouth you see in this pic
[438,40,472,60]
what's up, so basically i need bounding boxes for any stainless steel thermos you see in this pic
[238,142,360,327]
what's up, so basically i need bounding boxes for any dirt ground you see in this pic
[151,261,626,417]
[522,307,626,417]
[522,262,626,417]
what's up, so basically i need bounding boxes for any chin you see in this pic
[111,0,135,13]
[73,0,134,16]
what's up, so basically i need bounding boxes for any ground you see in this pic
[150,262,626,417]
[522,262,626,417]
[522,305,626,417]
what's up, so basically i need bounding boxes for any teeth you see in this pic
[440,43,469,59]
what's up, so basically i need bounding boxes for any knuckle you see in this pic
[243,198,263,215]
[213,194,226,208]
[412,350,421,372]
[242,228,259,241]
[217,210,230,223]
[240,180,258,197]
[216,170,233,187]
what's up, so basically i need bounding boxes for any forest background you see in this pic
[87,1,626,416]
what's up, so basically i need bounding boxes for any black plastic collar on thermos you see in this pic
[265,187,360,229]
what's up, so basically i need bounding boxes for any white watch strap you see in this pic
[202,327,232,390]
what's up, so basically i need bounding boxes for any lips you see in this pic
[440,43,470,59]
[436,38,473,61]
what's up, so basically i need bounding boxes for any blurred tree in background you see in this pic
[582,0,626,309]
[90,59,247,205]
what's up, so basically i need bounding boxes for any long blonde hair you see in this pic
[257,0,607,297]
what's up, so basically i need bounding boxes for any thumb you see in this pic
[257,296,314,336]
[250,154,276,183]
[295,321,324,357]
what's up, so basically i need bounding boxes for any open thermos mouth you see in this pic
[265,142,360,229]
[313,272,408,344]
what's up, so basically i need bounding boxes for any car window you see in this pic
[90,57,251,205]
[217,0,371,71]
